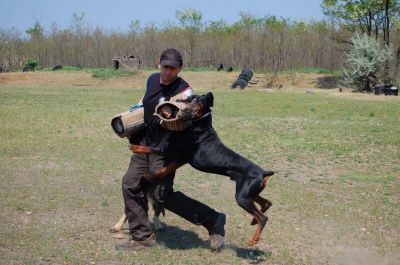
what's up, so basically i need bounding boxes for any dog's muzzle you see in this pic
[154,101,194,131]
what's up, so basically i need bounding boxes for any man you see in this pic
[116,48,226,251]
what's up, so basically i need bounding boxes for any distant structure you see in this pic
[112,55,140,71]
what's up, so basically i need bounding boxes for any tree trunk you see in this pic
[384,0,390,83]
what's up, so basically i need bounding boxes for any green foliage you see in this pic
[62,66,83,71]
[39,65,83,71]
[25,21,43,40]
[205,19,229,33]
[281,67,333,74]
[341,33,393,89]
[175,8,203,30]
[321,0,400,39]
[22,58,38,72]
[91,68,137,79]
[129,19,142,34]
[183,66,213,72]
[238,12,260,28]
[262,15,289,30]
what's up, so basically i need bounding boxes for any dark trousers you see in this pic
[122,153,220,240]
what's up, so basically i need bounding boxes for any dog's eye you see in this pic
[187,95,196,102]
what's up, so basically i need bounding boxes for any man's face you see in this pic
[159,64,182,85]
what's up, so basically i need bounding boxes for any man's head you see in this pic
[158,48,183,85]
[160,48,183,68]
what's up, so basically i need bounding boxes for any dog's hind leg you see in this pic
[109,212,127,233]
[248,209,268,246]
[236,196,268,246]
[251,195,272,225]
[250,175,273,225]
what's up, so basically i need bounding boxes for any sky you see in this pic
[0,0,325,34]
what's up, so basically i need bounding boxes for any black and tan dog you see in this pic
[131,92,274,246]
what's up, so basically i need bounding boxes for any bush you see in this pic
[22,59,38,72]
[52,64,63,71]
[340,33,393,91]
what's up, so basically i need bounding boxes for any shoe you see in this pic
[209,213,226,251]
[115,233,157,251]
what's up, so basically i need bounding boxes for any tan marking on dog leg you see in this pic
[110,212,127,233]
[248,211,268,246]
[251,195,272,225]
[153,215,163,231]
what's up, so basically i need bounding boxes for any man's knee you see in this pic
[122,174,146,199]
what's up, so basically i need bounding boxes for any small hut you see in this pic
[112,55,140,71]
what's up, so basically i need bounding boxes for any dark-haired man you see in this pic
[116,48,226,251]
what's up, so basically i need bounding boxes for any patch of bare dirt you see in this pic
[327,245,399,265]
[0,71,330,90]
[0,71,149,88]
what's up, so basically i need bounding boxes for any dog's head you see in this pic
[177,92,214,119]
[187,92,214,107]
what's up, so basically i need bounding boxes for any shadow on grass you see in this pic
[156,223,207,250]
[235,247,272,263]
[155,222,272,262]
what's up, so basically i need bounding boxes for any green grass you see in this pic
[58,66,84,71]
[40,65,84,71]
[0,80,399,264]
[90,68,138,79]
[280,67,341,75]
[39,66,138,79]
[44,65,219,77]
[183,66,216,72]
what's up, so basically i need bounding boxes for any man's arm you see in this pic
[170,87,193,101]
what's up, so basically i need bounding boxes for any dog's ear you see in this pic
[205,92,214,107]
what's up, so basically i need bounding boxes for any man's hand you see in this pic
[129,144,153,154]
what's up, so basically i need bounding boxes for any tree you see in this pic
[175,8,202,29]
[71,13,86,66]
[341,33,393,91]
[26,21,43,41]
[175,8,203,64]
[321,0,400,44]
[26,21,44,64]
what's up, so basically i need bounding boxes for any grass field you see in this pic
[0,72,399,265]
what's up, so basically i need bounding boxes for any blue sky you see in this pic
[0,0,324,33]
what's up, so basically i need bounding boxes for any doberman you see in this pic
[131,92,274,246]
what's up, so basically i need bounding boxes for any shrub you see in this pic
[340,33,393,91]
[52,64,63,71]
[22,59,38,72]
